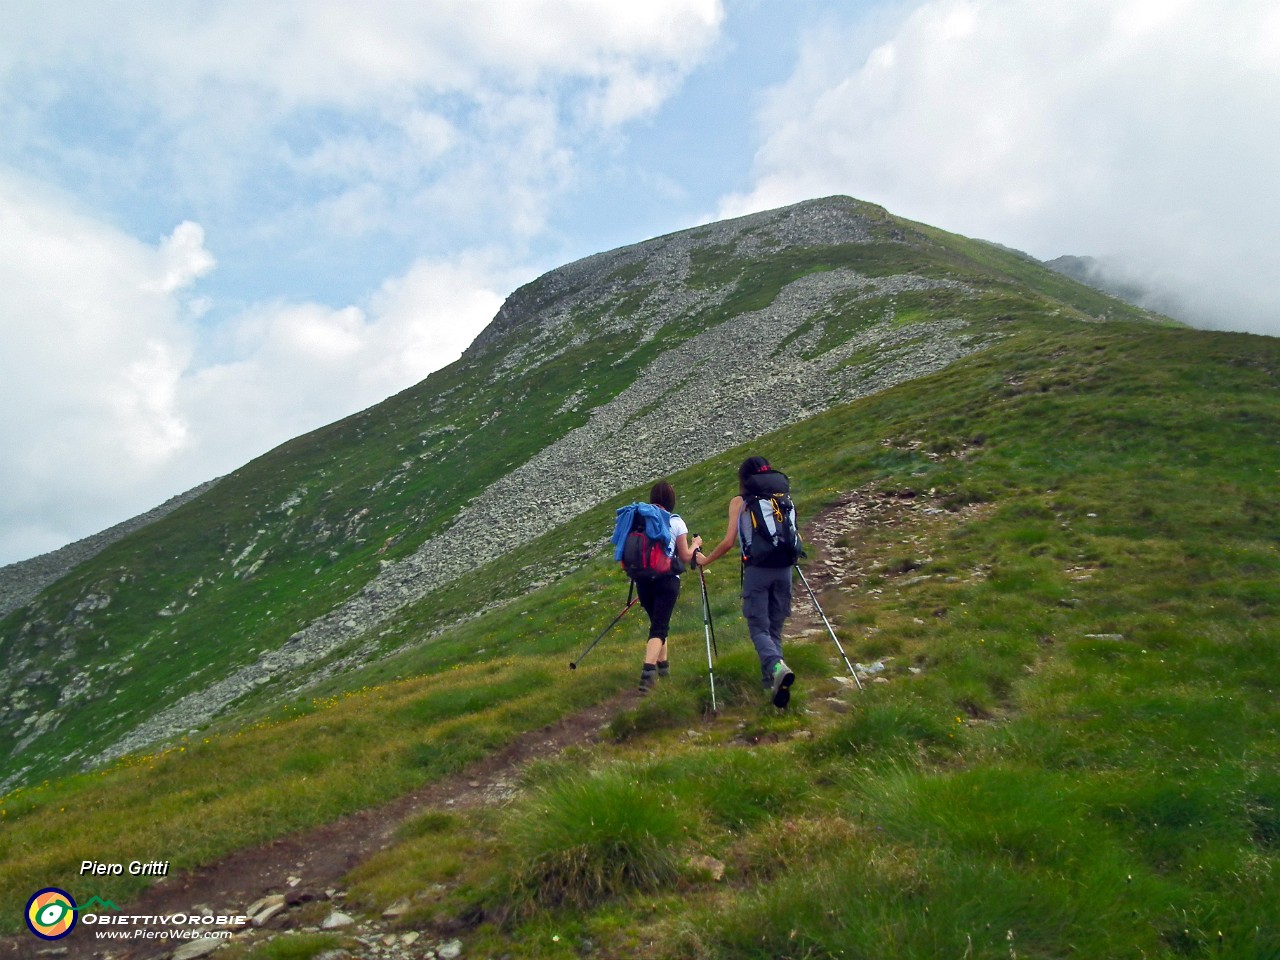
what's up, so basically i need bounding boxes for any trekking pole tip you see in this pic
[568,661,577,670]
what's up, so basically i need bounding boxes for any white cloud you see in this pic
[723,0,1280,335]
[295,109,460,184]
[0,172,200,560]
[363,254,512,387]
[2,2,725,148]
[151,221,216,293]
[115,1,725,112]
[1,1,727,260]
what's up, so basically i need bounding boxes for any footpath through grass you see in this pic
[3,319,1278,959]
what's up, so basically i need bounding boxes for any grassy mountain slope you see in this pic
[0,197,1165,792]
[2,315,1277,959]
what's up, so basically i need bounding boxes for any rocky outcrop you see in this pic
[468,195,885,361]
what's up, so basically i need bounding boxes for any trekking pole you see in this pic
[697,560,718,712]
[794,564,863,690]
[697,551,718,658]
[569,581,637,670]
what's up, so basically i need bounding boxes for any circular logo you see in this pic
[25,888,78,940]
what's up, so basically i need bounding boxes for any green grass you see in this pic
[222,932,351,960]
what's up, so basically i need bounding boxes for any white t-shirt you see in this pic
[666,511,688,558]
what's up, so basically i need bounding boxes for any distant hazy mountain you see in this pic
[1044,254,1186,323]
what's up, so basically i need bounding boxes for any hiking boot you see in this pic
[638,665,657,694]
[656,660,670,680]
[770,660,795,708]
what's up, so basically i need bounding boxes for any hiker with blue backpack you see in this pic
[611,481,702,693]
[695,456,802,707]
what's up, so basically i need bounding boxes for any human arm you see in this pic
[695,496,743,567]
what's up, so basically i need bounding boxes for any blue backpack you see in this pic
[611,503,681,580]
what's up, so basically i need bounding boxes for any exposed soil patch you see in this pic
[799,481,992,597]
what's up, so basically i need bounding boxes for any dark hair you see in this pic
[650,480,676,512]
[738,456,771,493]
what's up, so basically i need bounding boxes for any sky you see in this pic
[1,0,1277,566]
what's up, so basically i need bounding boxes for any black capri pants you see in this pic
[635,574,681,640]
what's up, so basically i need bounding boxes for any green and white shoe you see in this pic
[770,661,795,708]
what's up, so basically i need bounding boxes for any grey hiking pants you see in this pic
[742,564,793,686]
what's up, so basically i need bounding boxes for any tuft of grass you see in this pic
[806,691,961,763]
[344,808,496,923]
[646,748,800,834]
[396,809,458,840]
[607,684,702,742]
[699,647,766,709]
[499,766,684,914]
[730,815,870,883]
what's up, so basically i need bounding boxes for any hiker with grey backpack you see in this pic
[695,456,802,707]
